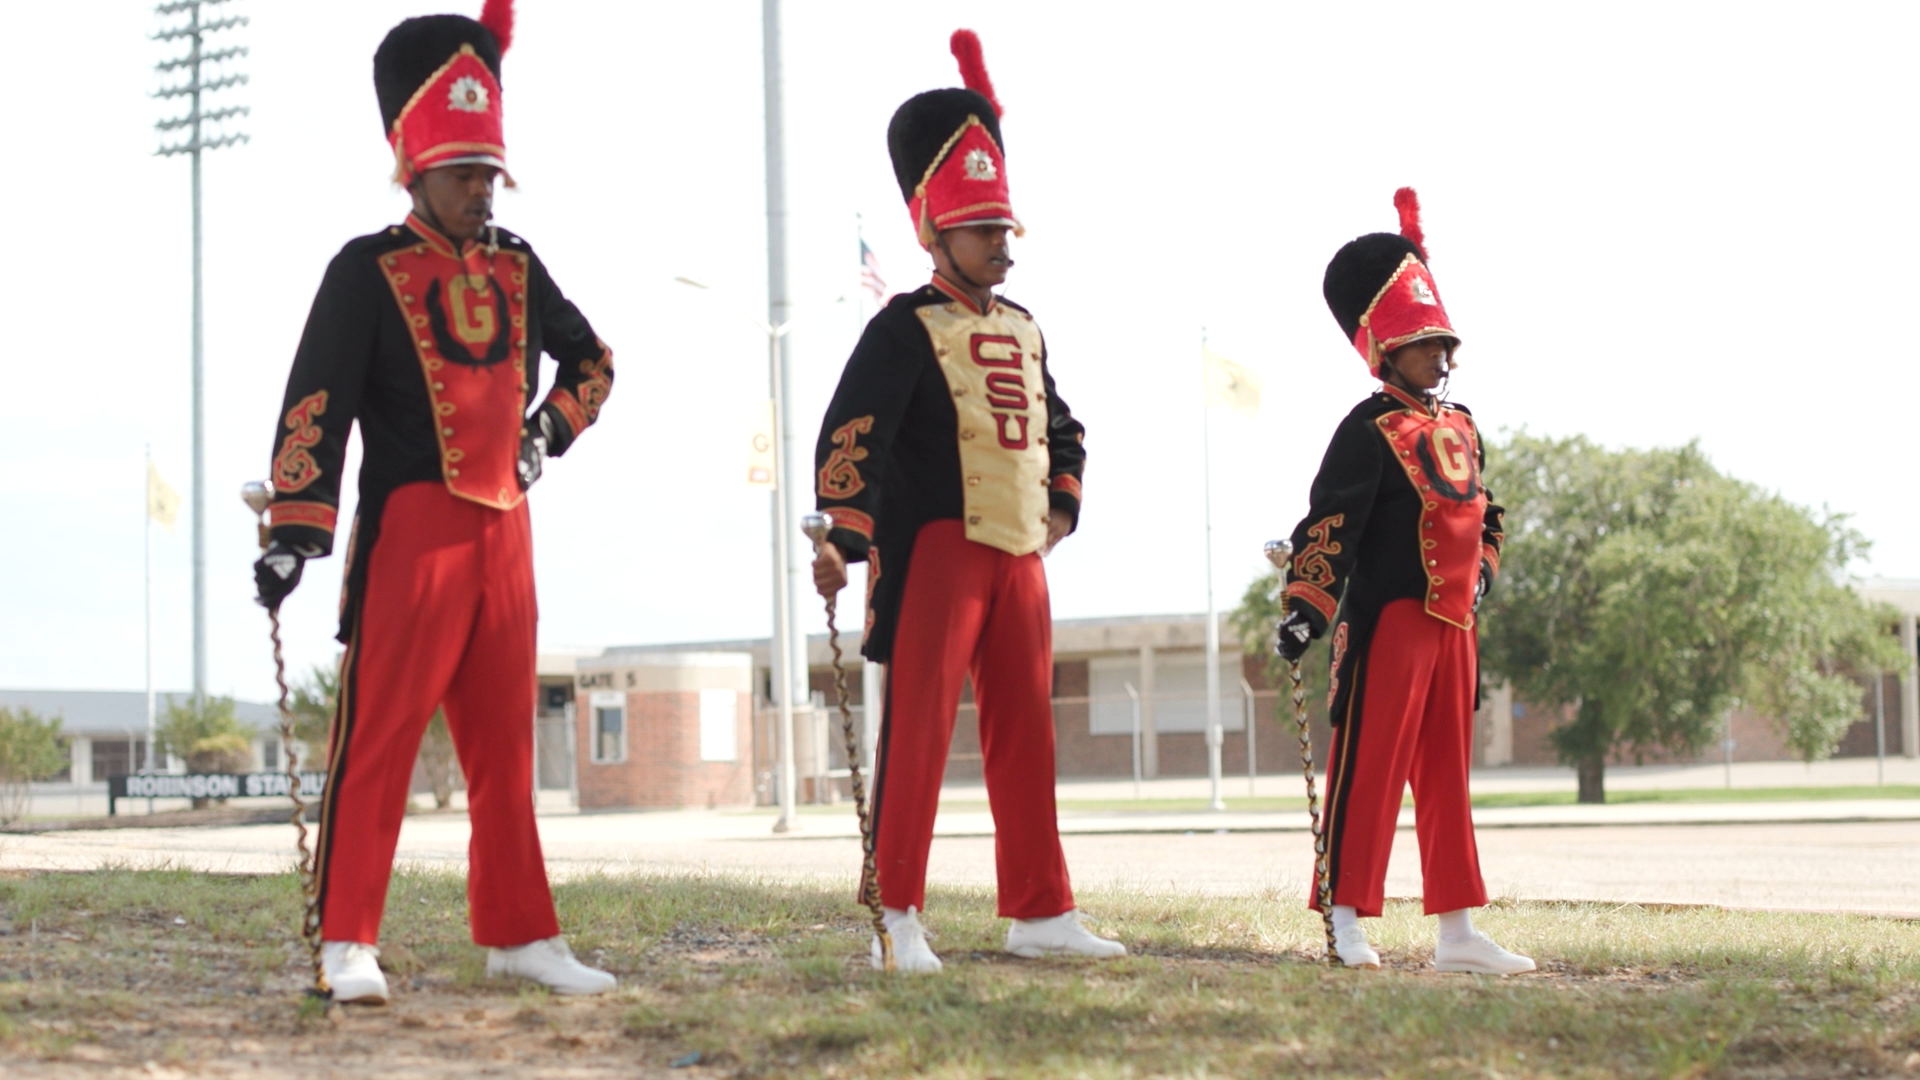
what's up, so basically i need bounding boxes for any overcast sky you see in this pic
[2,1,1914,702]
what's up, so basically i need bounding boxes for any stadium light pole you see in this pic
[674,277,800,834]
[153,0,250,704]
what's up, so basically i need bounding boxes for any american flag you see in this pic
[859,235,888,304]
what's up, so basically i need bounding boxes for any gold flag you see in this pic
[746,400,776,489]
[147,461,181,532]
[1203,349,1262,418]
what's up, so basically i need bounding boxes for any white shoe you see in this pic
[1435,930,1536,975]
[1005,910,1127,960]
[872,907,942,973]
[486,936,617,995]
[321,941,389,1004]
[1332,923,1381,969]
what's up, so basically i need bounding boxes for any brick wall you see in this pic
[1506,687,1898,767]
[574,688,753,810]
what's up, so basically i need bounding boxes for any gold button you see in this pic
[1401,450,1410,457]
[1038,436,1049,446]
[384,256,397,266]
[966,476,980,486]
[946,304,959,313]
[403,294,415,304]
[1039,515,1049,524]
[514,292,525,302]
[937,347,949,356]
[968,515,981,525]
[954,388,967,397]
[517,339,528,348]
[1428,559,1437,566]
[520,383,530,391]
[420,340,434,350]
[1037,393,1047,402]
[1421,484,1431,491]
[433,382,445,391]
[388,228,400,236]
[449,468,461,477]
[1425,522,1435,529]
[443,428,454,437]
[414,245,426,255]
[519,427,528,437]
[1431,592,1440,601]
[961,431,975,440]
[1038,478,1049,487]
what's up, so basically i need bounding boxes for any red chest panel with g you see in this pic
[379,244,532,510]
[1375,407,1486,629]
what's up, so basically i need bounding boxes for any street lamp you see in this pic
[675,276,805,833]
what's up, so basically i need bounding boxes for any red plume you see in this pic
[1394,186,1427,260]
[949,29,1002,117]
[480,0,514,55]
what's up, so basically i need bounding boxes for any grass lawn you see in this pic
[2,869,1916,1078]
[895,784,1920,816]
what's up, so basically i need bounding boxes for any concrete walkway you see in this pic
[2,756,1915,916]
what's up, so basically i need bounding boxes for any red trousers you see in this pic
[871,520,1074,918]
[1319,599,1487,917]
[316,482,558,947]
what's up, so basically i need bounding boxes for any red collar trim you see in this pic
[929,273,994,315]
[1379,383,1440,416]
[404,212,461,259]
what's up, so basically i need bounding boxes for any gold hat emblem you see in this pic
[963,148,997,182]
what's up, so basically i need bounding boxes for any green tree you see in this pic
[158,696,253,807]
[0,707,68,825]
[1229,567,1333,753]
[418,708,459,810]
[287,658,340,768]
[1479,433,1902,802]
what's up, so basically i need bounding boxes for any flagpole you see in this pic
[144,446,156,776]
[1202,330,1225,812]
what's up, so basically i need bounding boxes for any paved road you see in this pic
[4,808,1914,915]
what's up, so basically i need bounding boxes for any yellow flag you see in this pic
[147,461,181,532]
[746,400,776,489]
[1203,349,1262,418]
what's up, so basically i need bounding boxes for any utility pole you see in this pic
[153,0,249,703]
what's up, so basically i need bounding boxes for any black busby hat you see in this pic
[373,15,505,133]
[1322,188,1459,376]
[1323,233,1426,345]
[886,88,1005,202]
[886,30,1021,245]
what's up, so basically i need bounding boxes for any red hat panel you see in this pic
[388,44,506,185]
[1350,254,1457,371]
[907,118,1019,246]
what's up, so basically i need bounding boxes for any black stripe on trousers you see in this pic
[310,618,364,927]
[1320,648,1372,906]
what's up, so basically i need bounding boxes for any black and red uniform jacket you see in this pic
[1284,383,1503,725]
[813,276,1086,662]
[266,213,613,641]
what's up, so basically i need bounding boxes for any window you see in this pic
[699,689,737,762]
[261,736,280,772]
[1088,653,1248,735]
[590,691,625,764]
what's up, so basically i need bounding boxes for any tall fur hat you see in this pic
[886,30,1021,246]
[1323,188,1460,377]
[373,0,515,185]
